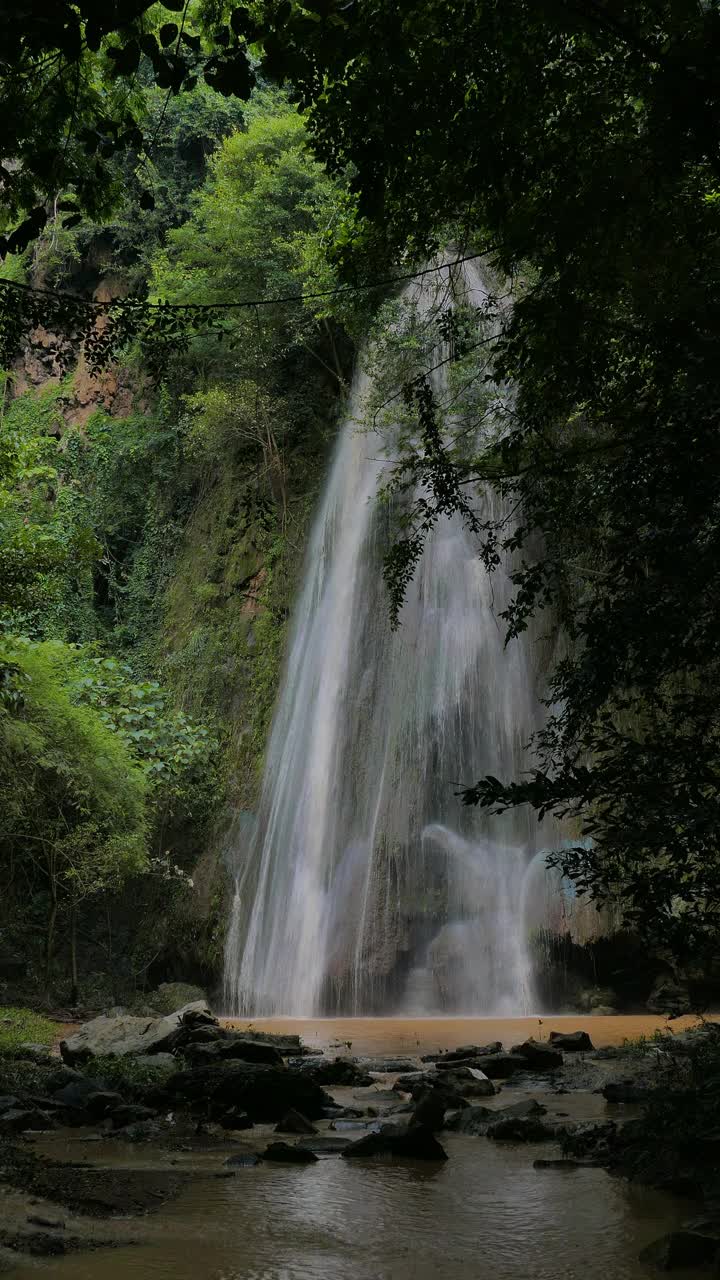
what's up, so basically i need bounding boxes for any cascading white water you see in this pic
[224,261,555,1016]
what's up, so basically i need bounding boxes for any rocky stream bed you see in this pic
[1,1005,719,1276]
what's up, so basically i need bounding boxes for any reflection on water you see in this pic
[8,1138,686,1280]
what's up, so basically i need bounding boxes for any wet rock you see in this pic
[0,1095,19,1113]
[224,1153,262,1168]
[298,1135,353,1154]
[323,1105,364,1119]
[475,1053,531,1079]
[288,1056,373,1086]
[26,1216,66,1230]
[548,1031,594,1052]
[228,1030,317,1057]
[60,1000,211,1063]
[353,1089,399,1105]
[602,1079,664,1104]
[275,1108,318,1135]
[411,1090,449,1131]
[262,1141,318,1163]
[360,1058,420,1073]
[440,1067,495,1098]
[639,1230,720,1270]
[0,1107,53,1133]
[219,1038,284,1066]
[343,1123,448,1161]
[424,1043,502,1064]
[218,1108,253,1130]
[487,1115,557,1142]
[510,1039,563,1071]
[169,1061,331,1122]
[446,1097,547,1136]
[394,1071,435,1091]
[109,1104,157,1129]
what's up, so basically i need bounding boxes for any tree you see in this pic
[0,1,256,257]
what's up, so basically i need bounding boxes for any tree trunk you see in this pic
[69,903,79,1006]
[44,892,57,1005]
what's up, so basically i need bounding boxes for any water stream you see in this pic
[225,262,559,1018]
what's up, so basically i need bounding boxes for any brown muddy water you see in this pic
[7,1016,707,1280]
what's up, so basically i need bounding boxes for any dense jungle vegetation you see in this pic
[2,0,720,1006]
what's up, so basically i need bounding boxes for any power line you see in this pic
[0,251,492,315]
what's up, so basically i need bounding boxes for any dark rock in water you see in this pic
[0,1107,53,1133]
[471,1053,530,1079]
[353,1090,399,1105]
[275,1109,318,1135]
[263,1141,318,1164]
[110,1104,157,1129]
[224,1153,262,1167]
[639,1230,720,1270]
[360,1059,420,1073]
[83,1090,125,1120]
[218,1108,252,1130]
[411,1090,448,1132]
[426,1043,503,1065]
[184,1026,223,1045]
[394,1071,433,1091]
[288,1057,373,1086]
[53,1079,110,1112]
[298,1135,353,1154]
[323,1105,364,1119]
[603,1079,664,1104]
[446,1097,547,1136]
[548,1031,594,1053]
[168,1061,331,1122]
[487,1115,556,1142]
[26,1215,65,1230]
[0,1096,19,1113]
[343,1123,448,1162]
[330,1119,376,1132]
[439,1067,495,1098]
[509,1040,563,1071]
[218,1038,285,1066]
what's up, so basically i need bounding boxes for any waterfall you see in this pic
[224,260,554,1017]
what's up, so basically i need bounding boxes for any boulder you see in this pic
[602,1079,662,1104]
[262,1141,318,1164]
[548,1030,594,1053]
[446,1098,546,1136]
[167,1061,332,1122]
[342,1123,448,1161]
[217,1038,284,1066]
[411,1091,448,1131]
[510,1039,563,1070]
[423,1043,502,1063]
[639,1231,719,1270]
[487,1115,557,1142]
[228,1030,317,1057]
[224,1153,261,1167]
[0,1096,19,1113]
[0,1107,54,1133]
[439,1067,495,1098]
[109,1104,157,1129]
[45,1068,86,1093]
[218,1108,252,1130]
[297,1135,353,1154]
[60,1001,211,1063]
[17,1042,52,1063]
[287,1057,373,1086]
[475,1053,531,1079]
[275,1108,318,1135]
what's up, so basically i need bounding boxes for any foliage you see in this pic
[0,2,257,258]
[0,1006,57,1056]
[84,1052,177,1093]
[241,0,720,963]
[0,381,99,625]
